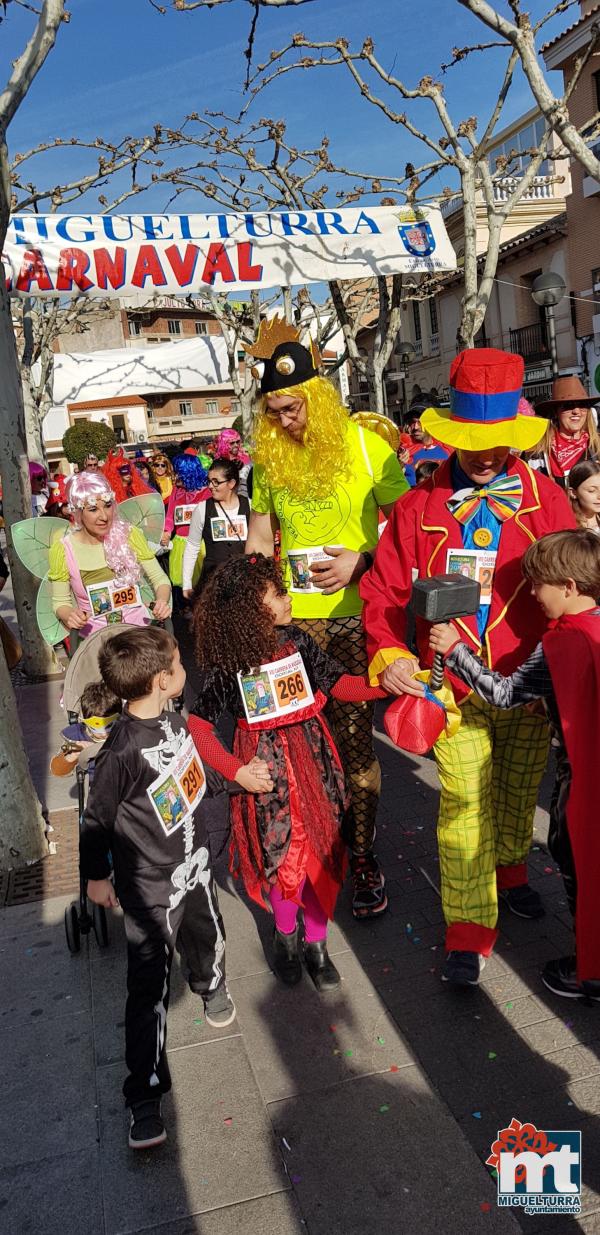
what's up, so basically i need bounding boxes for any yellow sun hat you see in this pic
[420,348,548,452]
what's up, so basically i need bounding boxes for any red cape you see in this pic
[543,611,600,982]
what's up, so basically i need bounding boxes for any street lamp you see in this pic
[390,340,416,420]
[531,272,566,379]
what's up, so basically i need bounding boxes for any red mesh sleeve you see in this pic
[187,714,242,781]
[330,674,387,702]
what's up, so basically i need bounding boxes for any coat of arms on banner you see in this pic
[397,220,436,257]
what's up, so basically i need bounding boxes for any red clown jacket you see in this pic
[361,455,576,698]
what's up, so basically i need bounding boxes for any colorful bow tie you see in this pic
[446,474,523,525]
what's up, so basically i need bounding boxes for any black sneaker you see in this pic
[129,1099,167,1150]
[542,956,600,1001]
[499,884,545,919]
[441,950,484,986]
[203,985,237,1027]
[351,851,388,919]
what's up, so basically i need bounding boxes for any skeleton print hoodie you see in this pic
[81,708,208,910]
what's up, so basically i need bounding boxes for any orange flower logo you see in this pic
[487,1118,558,1187]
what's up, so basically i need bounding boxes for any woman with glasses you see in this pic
[150,453,175,506]
[182,458,249,598]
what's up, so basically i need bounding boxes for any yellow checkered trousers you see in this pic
[433,693,549,938]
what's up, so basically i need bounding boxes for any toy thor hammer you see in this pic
[384,573,481,755]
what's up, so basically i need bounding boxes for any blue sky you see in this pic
[4,0,569,214]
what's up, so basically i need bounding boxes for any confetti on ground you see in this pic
[390,1065,399,1072]
[567,1101,574,1106]
[377,1036,385,1045]
[544,866,553,874]
[282,1138,291,1152]
[412,937,421,944]
[333,1049,340,1055]
[565,1019,574,1028]
[193,1017,204,1025]
[488,1052,497,1060]
[224,1117,233,1126]
[382,966,391,973]
[344,1049,353,1057]
[406,923,413,933]
[472,1111,482,1119]
[474,1015,481,1020]
[480,1202,492,1213]
[379,1104,389,1113]
[505,1002,514,1010]
[291,1175,302,1184]
[329,1024,337,1032]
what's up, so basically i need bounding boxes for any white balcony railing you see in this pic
[493,175,554,202]
[429,332,440,356]
[414,338,423,359]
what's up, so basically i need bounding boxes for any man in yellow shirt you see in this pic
[245,318,408,918]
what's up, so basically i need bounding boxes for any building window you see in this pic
[237,349,246,362]
[129,319,142,336]
[206,400,218,414]
[428,298,439,336]
[179,401,193,416]
[412,300,422,341]
[593,267,600,294]
[594,71,600,113]
[195,321,208,335]
[168,319,182,335]
[230,400,240,414]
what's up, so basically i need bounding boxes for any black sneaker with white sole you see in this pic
[350,851,388,919]
[542,955,600,1001]
[499,884,545,919]
[129,1099,167,1150]
[441,950,485,986]
[203,985,237,1028]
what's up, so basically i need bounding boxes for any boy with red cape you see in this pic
[430,528,600,1000]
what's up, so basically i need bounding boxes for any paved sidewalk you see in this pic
[2,660,600,1231]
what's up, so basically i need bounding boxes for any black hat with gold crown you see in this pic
[245,315,321,395]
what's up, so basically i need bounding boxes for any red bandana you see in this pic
[549,430,588,478]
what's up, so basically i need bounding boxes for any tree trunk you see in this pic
[0,650,48,869]
[0,289,57,677]
[369,363,387,415]
[22,369,47,467]
[240,386,255,439]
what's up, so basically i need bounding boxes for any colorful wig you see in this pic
[29,461,48,484]
[65,471,141,584]
[212,428,250,465]
[252,376,351,500]
[102,447,152,503]
[172,453,208,492]
[150,452,175,501]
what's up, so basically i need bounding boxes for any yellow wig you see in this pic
[252,376,352,500]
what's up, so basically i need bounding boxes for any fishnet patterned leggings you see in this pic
[294,615,380,854]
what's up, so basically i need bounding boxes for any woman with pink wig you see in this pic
[48,472,171,638]
[211,429,252,498]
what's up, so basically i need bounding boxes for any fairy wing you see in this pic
[118,493,165,549]
[11,518,66,580]
[36,575,68,647]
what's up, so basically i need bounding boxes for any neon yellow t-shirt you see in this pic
[252,421,408,618]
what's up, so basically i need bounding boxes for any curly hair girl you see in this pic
[193,554,288,674]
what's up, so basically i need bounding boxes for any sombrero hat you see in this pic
[535,375,597,416]
[421,348,547,452]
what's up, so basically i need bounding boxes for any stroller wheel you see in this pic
[92,902,110,950]
[65,902,81,954]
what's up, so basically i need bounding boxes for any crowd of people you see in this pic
[7,335,600,1152]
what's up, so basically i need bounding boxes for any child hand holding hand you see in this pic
[235,756,274,794]
[429,623,460,657]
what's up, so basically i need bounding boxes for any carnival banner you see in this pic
[3,205,456,299]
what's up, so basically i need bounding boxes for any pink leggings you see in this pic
[269,878,328,943]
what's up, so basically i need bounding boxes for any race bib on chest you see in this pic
[287,545,344,593]
[446,548,496,605]
[210,514,248,543]
[146,734,206,836]
[174,503,197,527]
[238,651,314,724]
[86,579,142,618]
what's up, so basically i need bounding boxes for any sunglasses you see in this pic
[153,462,167,470]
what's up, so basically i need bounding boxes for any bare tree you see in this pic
[238,33,574,351]
[460,0,600,181]
[160,113,413,409]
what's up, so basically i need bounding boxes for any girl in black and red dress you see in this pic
[187,554,384,992]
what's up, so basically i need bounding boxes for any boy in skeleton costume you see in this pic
[81,627,264,1151]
